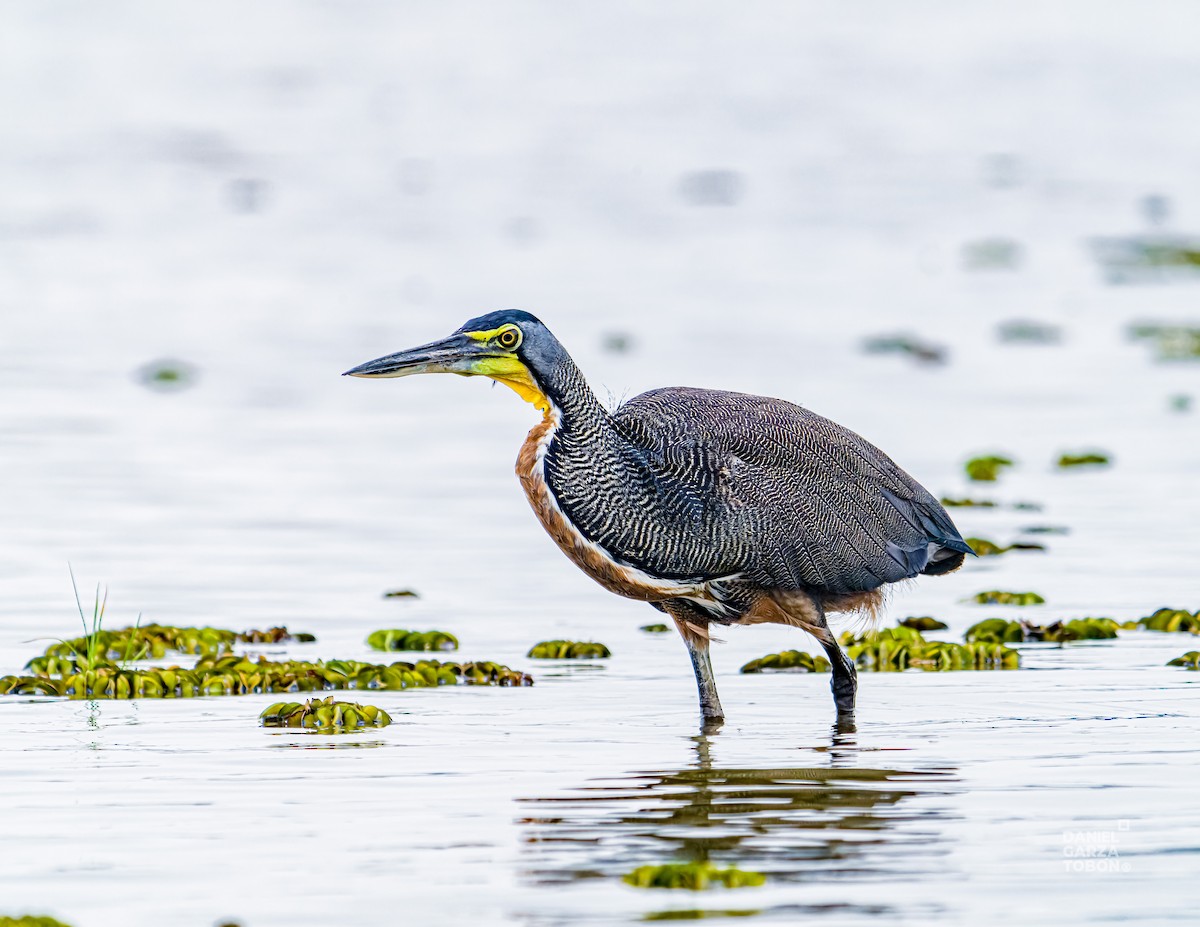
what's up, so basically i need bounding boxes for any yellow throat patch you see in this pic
[469,355,551,415]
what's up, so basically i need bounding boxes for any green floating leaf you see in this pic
[940,497,998,508]
[840,626,1019,671]
[0,917,77,927]
[965,617,1119,643]
[860,333,946,365]
[623,862,766,890]
[1136,607,1200,634]
[740,650,831,674]
[640,624,671,633]
[899,616,949,631]
[383,589,419,599]
[366,629,459,652]
[1127,320,1200,360]
[260,695,392,731]
[1056,452,1111,469]
[527,640,612,659]
[965,537,1046,557]
[964,455,1014,482]
[1167,651,1200,669]
[971,590,1046,606]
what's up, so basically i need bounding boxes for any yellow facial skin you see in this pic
[463,326,551,414]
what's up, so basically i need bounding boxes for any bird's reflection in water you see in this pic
[517,726,957,897]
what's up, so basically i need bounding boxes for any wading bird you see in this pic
[345,311,971,726]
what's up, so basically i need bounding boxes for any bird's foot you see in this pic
[832,676,857,715]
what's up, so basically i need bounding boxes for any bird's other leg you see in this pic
[809,602,857,717]
[762,590,858,718]
[662,601,724,729]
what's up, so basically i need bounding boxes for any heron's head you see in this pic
[343,310,560,414]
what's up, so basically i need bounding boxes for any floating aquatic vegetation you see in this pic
[260,696,392,731]
[1056,452,1111,469]
[1134,607,1200,634]
[940,497,998,508]
[1093,237,1200,285]
[965,537,1046,557]
[0,917,76,927]
[366,629,458,652]
[840,626,1019,671]
[527,640,612,659]
[898,616,949,631]
[623,862,765,890]
[964,455,1014,482]
[382,588,419,599]
[860,333,946,365]
[238,627,317,644]
[739,650,831,673]
[136,358,198,392]
[963,237,1022,270]
[0,655,532,699]
[601,331,635,354]
[1127,321,1200,360]
[640,623,670,633]
[40,624,315,664]
[965,618,1119,644]
[971,591,1045,606]
[996,319,1062,345]
[1167,652,1200,669]
[1169,394,1192,413]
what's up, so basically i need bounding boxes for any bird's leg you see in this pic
[809,604,857,716]
[663,603,724,728]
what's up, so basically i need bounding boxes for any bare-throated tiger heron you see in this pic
[345,310,971,726]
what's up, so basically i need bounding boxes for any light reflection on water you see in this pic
[519,732,957,907]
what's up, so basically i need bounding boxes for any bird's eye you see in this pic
[497,328,521,349]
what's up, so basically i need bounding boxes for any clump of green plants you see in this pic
[899,616,949,631]
[739,650,831,673]
[640,623,670,633]
[861,333,945,365]
[965,537,1046,557]
[0,917,76,927]
[971,591,1045,606]
[965,617,1119,644]
[1133,607,1200,634]
[1056,452,1111,469]
[1167,652,1200,669]
[382,588,419,598]
[623,862,766,890]
[260,696,392,731]
[0,655,533,700]
[366,629,459,652]
[996,319,1061,344]
[940,497,998,508]
[963,237,1022,270]
[136,358,197,391]
[238,627,317,644]
[1127,321,1200,360]
[527,641,612,659]
[840,626,1019,671]
[39,624,316,664]
[964,455,1014,482]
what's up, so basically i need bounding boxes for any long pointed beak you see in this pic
[343,333,483,379]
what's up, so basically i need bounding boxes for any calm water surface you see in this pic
[1,3,1199,925]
